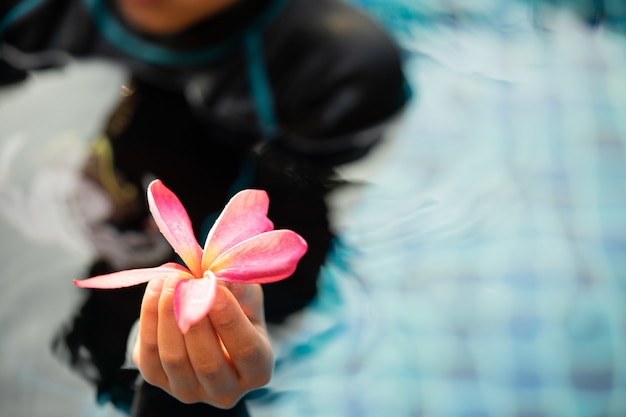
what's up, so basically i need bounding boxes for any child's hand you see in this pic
[132,276,273,408]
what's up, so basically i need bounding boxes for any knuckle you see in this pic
[235,342,262,365]
[141,339,159,356]
[242,366,272,390]
[160,351,188,371]
[212,393,241,409]
[172,388,201,405]
[140,367,166,388]
[194,362,224,381]
[255,369,272,387]
[212,309,237,330]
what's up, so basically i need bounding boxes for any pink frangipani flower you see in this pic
[74,179,308,333]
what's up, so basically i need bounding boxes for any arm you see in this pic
[249,0,410,322]
[269,0,409,167]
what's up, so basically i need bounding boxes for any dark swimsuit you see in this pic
[1,0,409,415]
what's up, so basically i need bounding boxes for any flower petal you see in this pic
[174,273,217,334]
[74,262,194,289]
[210,230,307,284]
[202,189,274,270]
[148,180,203,276]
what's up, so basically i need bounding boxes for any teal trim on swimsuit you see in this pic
[198,32,277,242]
[245,32,278,140]
[0,0,46,36]
[198,31,277,239]
[81,0,288,67]
[79,0,282,240]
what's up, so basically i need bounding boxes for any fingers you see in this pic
[183,314,240,407]
[221,282,265,324]
[134,277,168,388]
[134,278,273,408]
[209,285,273,389]
[156,277,201,402]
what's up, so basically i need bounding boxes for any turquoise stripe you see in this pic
[0,0,46,36]
[81,0,288,67]
[198,31,278,239]
[245,32,278,139]
[199,32,278,242]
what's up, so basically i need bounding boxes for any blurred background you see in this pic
[1,1,626,416]
[0,62,128,417]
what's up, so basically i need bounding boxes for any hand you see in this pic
[132,277,273,408]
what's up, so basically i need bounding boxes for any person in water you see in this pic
[0,0,409,415]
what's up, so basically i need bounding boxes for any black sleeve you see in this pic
[250,0,409,322]
[268,0,409,166]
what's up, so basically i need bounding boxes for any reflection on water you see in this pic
[252,4,626,417]
[1,3,626,417]
[0,62,128,417]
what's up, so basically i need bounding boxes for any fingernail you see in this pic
[211,286,228,311]
[222,281,245,298]
[146,277,165,294]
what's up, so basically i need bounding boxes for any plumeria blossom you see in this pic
[75,179,308,333]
